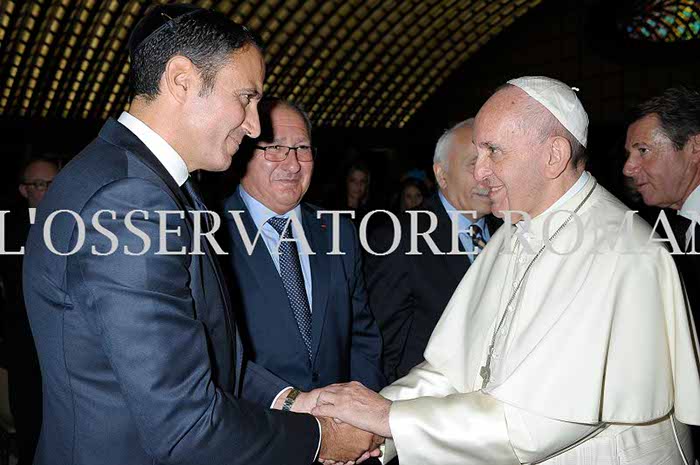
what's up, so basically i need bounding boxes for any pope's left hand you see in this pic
[312,381,392,438]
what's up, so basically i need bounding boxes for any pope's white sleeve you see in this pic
[387,390,519,465]
[503,403,602,464]
[379,361,461,464]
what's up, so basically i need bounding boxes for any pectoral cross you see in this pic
[480,346,494,389]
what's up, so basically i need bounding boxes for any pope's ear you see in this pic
[544,136,572,179]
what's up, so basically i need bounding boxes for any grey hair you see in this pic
[433,118,475,168]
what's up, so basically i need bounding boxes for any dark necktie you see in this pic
[670,214,692,252]
[267,216,313,360]
[468,224,487,250]
[181,177,212,231]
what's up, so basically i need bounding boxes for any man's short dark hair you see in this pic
[635,86,700,151]
[129,5,262,101]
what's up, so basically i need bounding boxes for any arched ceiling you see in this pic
[0,0,543,128]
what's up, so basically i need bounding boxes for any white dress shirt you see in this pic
[238,185,313,308]
[679,184,700,250]
[117,111,189,186]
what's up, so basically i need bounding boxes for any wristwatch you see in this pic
[282,388,301,412]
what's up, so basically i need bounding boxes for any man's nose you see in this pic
[622,155,638,177]
[474,156,491,183]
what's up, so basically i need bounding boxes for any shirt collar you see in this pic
[679,184,700,221]
[117,111,189,187]
[438,191,486,231]
[238,185,303,229]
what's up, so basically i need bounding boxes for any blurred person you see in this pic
[313,77,700,465]
[2,157,58,465]
[221,98,385,430]
[23,5,378,465]
[365,119,498,383]
[623,85,700,455]
[397,178,427,212]
[346,160,371,212]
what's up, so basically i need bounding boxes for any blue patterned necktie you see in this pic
[267,216,313,360]
[181,177,212,231]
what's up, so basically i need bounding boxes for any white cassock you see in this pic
[380,173,700,465]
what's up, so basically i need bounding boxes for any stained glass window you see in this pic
[623,0,700,42]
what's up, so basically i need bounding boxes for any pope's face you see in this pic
[474,88,546,223]
[623,114,694,209]
[241,104,314,214]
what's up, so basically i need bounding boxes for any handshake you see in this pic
[275,381,393,464]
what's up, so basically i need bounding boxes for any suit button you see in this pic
[312,373,319,382]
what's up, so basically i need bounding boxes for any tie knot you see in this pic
[468,224,487,249]
[469,224,483,237]
[268,216,292,237]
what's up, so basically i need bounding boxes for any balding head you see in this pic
[19,158,59,208]
[432,118,491,218]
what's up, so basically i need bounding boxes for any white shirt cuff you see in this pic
[314,417,322,461]
[270,386,293,409]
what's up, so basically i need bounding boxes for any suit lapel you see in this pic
[302,204,330,364]
[227,193,312,358]
[101,118,242,392]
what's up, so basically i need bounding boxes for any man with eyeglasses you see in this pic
[3,157,58,465]
[18,158,58,209]
[222,98,385,445]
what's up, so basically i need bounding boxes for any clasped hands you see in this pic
[277,382,392,464]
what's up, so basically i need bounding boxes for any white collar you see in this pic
[679,184,700,221]
[117,111,189,187]
[540,171,590,217]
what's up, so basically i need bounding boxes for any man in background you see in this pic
[2,157,58,465]
[622,85,700,457]
[222,97,385,416]
[365,118,496,383]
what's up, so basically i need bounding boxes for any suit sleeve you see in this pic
[241,359,290,407]
[69,178,319,465]
[345,221,386,391]
[365,221,414,383]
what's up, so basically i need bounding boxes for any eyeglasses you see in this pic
[22,180,52,191]
[255,145,316,162]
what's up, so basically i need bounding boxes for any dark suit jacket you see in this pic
[365,194,500,383]
[222,191,385,407]
[23,119,319,465]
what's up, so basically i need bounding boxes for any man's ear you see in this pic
[433,162,447,190]
[544,136,572,179]
[162,55,197,104]
[689,133,700,162]
[19,184,28,199]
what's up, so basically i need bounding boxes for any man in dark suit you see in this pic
[623,86,700,457]
[222,98,385,415]
[23,5,378,465]
[365,118,497,383]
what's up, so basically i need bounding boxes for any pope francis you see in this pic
[312,76,700,465]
